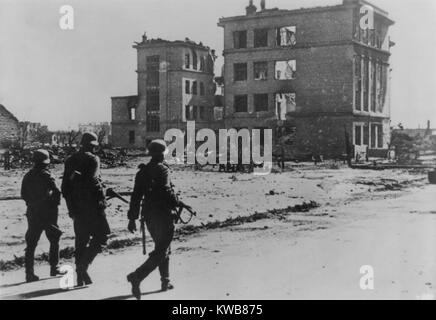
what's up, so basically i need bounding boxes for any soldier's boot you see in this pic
[50,266,67,277]
[25,245,39,283]
[76,264,92,287]
[159,258,174,291]
[161,280,174,292]
[127,273,142,300]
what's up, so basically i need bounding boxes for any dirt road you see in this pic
[1,181,435,300]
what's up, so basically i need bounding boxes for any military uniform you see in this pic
[61,149,110,282]
[21,152,61,281]
[127,158,179,286]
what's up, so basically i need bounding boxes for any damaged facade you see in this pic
[111,35,220,148]
[0,104,20,148]
[218,0,394,158]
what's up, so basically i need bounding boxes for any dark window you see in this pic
[192,106,198,119]
[185,53,190,69]
[254,62,268,80]
[355,56,362,111]
[199,106,205,120]
[146,55,159,87]
[371,60,377,112]
[233,31,247,49]
[129,131,135,144]
[377,125,383,148]
[363,125,369,145]
[185,105,190,120]
[363,57,369,111]
[192,51,198,70]
[200,82,205,95]
[254,94,268,112]
[146,90,159,111]
[234,63,247,81]
[234,95,248,113]
[355,125,362,146]
[185,80,191,94]
[192,81,198,95]
[254,29,268,48]
[200,57,206,71]
[146,115,160,132]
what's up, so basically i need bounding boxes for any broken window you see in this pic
[192,81,198,95]
[200,82,205,95]
[254,94,268,112]
[276,26,296,47]
[254,29,268,48]
[254,62,268,80]
[185,80,191,94]
[234,95,248,113]
[234,63,247,81]
[185,53,190,69]
[233,30,247,49]
[146,90,159,111]
[146,115,160,132]
[129,131,135,144]
[275,93,296,120]
[275,60,296,80]
[129,108,136,121]
[354,55,362,111]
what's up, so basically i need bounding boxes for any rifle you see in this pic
[106,188,129,204]
[174,203,197,224]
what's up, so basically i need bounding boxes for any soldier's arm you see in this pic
[21,175,29,204]
[43,171,61,206]
[128,171,145,221]
[155,164,180,209]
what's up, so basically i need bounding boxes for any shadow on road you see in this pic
[0,286,87,300]
[102,289,163,300]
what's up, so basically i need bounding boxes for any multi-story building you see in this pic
[112,34,219,148]
[218,0,394,158]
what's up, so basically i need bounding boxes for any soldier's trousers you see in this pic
[25,216,60,275]
[74,217,108,269]
[134,215,174,283]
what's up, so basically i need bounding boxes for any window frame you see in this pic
[254,28,268,48]
[234,63,248,82]
[254,93,269,112]
[234,95,248,113]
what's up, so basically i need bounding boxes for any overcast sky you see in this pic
[0,0,435,130]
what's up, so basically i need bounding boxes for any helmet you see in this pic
[80,132,99,147]
[33,149,50,164]
[148,139,167,155]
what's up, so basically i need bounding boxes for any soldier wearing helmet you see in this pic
[61,132,111,286]
[126,139,185,299]
[21,149,63,282]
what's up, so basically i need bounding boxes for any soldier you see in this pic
[126,139,188,300]
[61,132,110,287]
[4,148,11,170]
[21,149,63,283]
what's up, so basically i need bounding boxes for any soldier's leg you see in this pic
[25,219,43,280]
[81,233,107,267]
[73,219,90,268]
[133,219,173,282]
[45,222,61,273]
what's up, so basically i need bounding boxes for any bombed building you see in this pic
[218,0,394,158]
[0,104,20,148]
[111,34,219,148]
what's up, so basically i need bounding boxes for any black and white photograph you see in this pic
[0,0,436,304]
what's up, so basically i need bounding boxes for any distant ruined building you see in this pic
[0,104,20,148]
